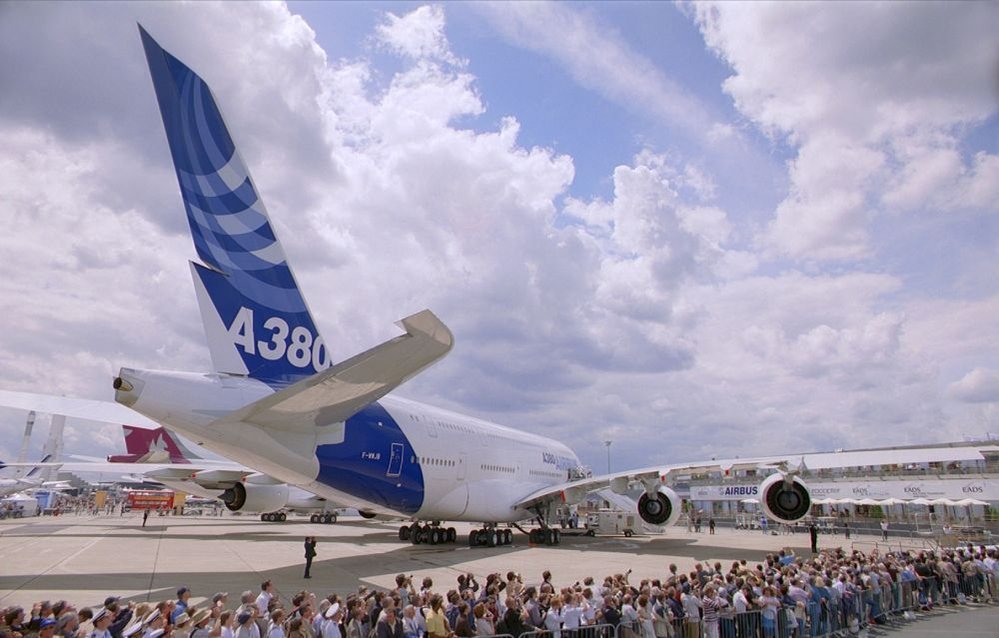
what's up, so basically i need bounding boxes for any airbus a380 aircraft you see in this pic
[0,27,813,546]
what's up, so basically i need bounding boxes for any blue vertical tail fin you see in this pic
[139,25,329,387]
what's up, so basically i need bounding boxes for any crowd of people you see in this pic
[1,544,996,638]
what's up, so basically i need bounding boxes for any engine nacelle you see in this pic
[758,473,811,523]
[221,482,290,513]
[637,486,682,527]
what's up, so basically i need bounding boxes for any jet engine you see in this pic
[221,482,289,513]
[637,486,682,527]
[758,473,811,523]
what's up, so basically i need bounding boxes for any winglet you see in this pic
[215,309,454,431]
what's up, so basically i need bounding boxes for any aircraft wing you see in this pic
[214,309,454,432]
[0,390,161,429]
[513,467,665,511]
[513,443,999,512]
[512,459,791,513]
[514,457,795,510]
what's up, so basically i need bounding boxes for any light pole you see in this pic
[603,440,612,474]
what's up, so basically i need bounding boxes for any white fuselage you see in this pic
[115,367,579,522]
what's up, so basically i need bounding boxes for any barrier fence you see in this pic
[476,578,997,638]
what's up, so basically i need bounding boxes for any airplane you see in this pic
[0,412,72,497]
[0,455,54,497]
[0,26,812,547]
[109,424,204,464]
[109,425,344,523]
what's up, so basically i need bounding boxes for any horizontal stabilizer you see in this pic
[0,390,161,428]
[215,309,454,431]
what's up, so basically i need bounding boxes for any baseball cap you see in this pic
[39,620,58,630]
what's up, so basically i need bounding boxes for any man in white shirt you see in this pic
[561,595,583,631]
[543,596,565,638]
[257,582,275,617]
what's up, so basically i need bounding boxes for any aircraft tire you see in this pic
[279,512,287,522]
[503,529,513,545]
[430,528,442,545]
[468,529,479,547]
[310,514,319,524]
[545,529,555,545]
[399,525,410,541]
[447,527,457,543]
[411,528,422,545]
[328,513,337,524]
[486,530,497,547]
[260,514,267,522]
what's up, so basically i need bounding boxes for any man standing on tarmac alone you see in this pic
[809,523,818,554]
[142,508,150,528]
[880,520,889,541]
[304,536,317,579]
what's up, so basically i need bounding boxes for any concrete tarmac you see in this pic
[1,512,995,638]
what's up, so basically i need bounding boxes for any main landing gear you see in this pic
[261,512,287,522]
[469,527,513,547]
[528,527,562,545]
[400,524,457,545]
[310,512,337,524]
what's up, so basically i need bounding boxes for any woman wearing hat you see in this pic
[234,611,258,638]
[189,610,213,638]
[89,608,115,638]
[173,613,193,638]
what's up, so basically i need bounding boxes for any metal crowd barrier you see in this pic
[492,584,997,638]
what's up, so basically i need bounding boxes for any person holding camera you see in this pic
[303,538,317,579]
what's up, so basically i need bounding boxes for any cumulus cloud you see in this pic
[949,368,999,404]
[691,1,999,261]
[374,5,463,66]
[0,2,995,470]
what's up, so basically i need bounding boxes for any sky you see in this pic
[0,1,997,475]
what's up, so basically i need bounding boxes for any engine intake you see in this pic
[758,473,811,523]
[220,482,289,513]
[637,486,681,527]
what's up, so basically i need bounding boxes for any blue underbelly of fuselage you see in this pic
[314,401,425,515]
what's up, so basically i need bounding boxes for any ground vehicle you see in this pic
[585,509,644,536]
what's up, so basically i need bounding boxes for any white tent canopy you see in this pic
[954,498,988,506]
